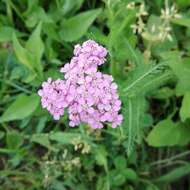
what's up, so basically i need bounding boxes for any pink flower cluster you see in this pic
[38,40,123,129]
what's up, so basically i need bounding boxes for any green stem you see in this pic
[0,79,32,94]
[150,150,190,166]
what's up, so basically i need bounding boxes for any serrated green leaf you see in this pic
[142,71,173,94]
[122,96,147,155]
[0,94,39,122]
[60,8,101,42]
[123,62,169,96]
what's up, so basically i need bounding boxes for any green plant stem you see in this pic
[139,178,159,188]
[0,79,32,94]
[8,0,24,22]
[150,150,190,166]
[6,0,13,25]
[156,160,188,170]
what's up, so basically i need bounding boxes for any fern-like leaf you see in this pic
[120,60,174,155]
[121,96,148,155]
[123,61,170,96]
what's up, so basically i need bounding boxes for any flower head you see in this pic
[38,40,123,129]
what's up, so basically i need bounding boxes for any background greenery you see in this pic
[0,0,190,189]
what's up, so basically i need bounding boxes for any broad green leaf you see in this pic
[146,119,190,147]
[49,132,80,144]
[161,52,190,95]
[114,156,127,170]
[180,92,190,122]
[0,94,39,122]
[147,119,178,147]
[123,168,138,181]
[12,33,35,71]
[60,8,101,42]
[110,169,126,186]
[26,22,44,74]
[171,57,190,95]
